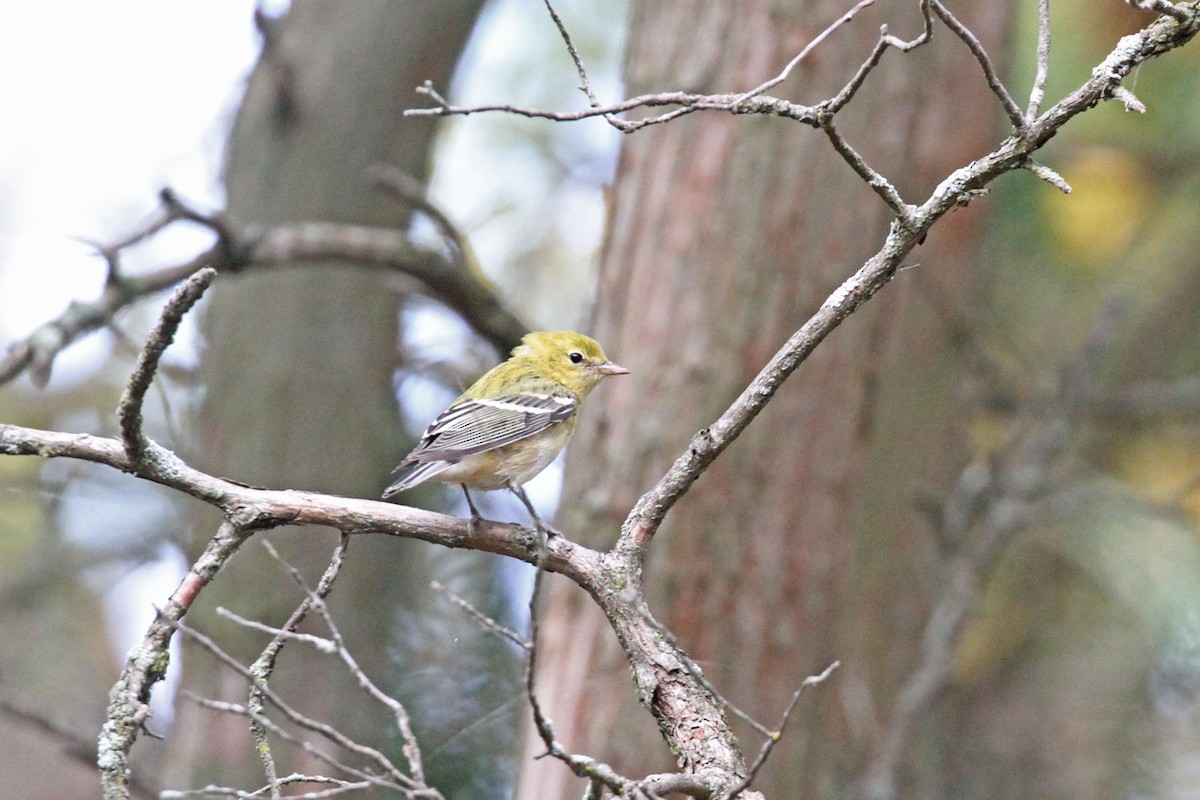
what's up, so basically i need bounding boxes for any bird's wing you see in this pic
[402,392,577,464]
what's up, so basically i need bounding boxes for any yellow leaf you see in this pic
[1043,146,1150,267]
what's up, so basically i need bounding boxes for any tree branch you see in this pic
[97,519,251,800]
[0,195,528,390]
[616,2,1200,560]
[407,0,880,133]
[0,424,598,584]
[523,530,654,798]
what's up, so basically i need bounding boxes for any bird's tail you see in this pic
[382,460,452,499]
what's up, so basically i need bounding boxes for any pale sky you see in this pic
[0,1,269,384]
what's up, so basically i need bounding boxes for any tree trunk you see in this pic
[165,2,508,795]
[518,1,1011,797]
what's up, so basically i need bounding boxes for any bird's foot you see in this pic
[509,486,563,535]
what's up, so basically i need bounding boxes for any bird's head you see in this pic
[515,331,629,397]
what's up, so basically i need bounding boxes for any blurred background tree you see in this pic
[164,1,508,794]
[2,1,1199,799]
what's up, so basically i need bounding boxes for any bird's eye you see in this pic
[568,351,584,364]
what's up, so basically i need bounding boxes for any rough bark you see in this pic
[519,1,1012,797]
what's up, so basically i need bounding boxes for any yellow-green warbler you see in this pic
[383,331,628,530]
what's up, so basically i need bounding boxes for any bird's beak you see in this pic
[596,361,630,376]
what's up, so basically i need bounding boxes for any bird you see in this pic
[383,331,628,534]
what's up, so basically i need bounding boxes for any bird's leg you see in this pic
[508,483,564,541]
[461,485,484,527]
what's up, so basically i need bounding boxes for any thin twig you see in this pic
[1027,0,1052,120]
[161,774,374,799]
[158,189,240,266]
[370,165,470,268]
[408,82,705,121]
[166,615,423,792]
[885,0,934,50]
[731,0,879,105]
[249,540,431,786]
[541,0,602,109]
[217,607,337,653]
[298,565,427,786]
[1023,159,1072,193]
[1110,85,1147,113]
[0,193,528,390]
[820,117,915,224]
[409,0,899,131]
[824,36,890,113]
[181,692,403,793]
[116,267,216,464]
[431,580,531,650]
[719,662,840,800]
[613,104,706,133]
[245,536,439,799]
[616,4,1200,565]
[824,0,936,113]
[245,537,350,797]
[930,0,1026,128]
[87,201,178,253]
[1126,0,1191,21]
[525,529,567,756]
